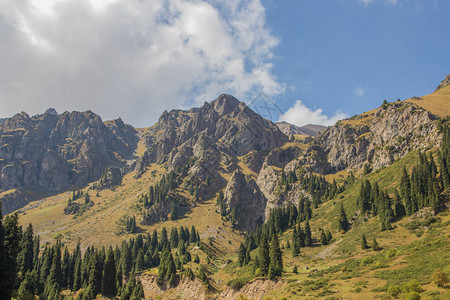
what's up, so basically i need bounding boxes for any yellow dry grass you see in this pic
[341,109,377,126]
[406,84,450,117]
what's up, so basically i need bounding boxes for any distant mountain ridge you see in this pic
[276,121,326,137]
[1,75,449,222]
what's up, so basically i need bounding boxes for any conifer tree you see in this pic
[304,220,312,246]
[258,233,270,277]
[121,242,132,278]
[393,189,406,219]
[102,248,117,298]
[338,204,350,232]
[48,243,62,286]
[189,225,197,243]
[320,229,328,245]
[361,234,368,249]
[372,237,379,251]
[170,227,179,248]
[160,227,168,250]
[298,225,305,247]
[18,223,34,277]
[72,255,82,291]
[238,243,246,266]
[325,230,333,244]
[268,234,282,278]
[135,249,144,271]
[0,213,21,300]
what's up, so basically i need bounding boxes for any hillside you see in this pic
[1,76,450,300]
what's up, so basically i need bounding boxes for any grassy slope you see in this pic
[211,149,450,299]
[407,84,450,118]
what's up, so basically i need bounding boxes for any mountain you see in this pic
[276,121,326,137]
[1,76,450,300]
[0,109,138,213]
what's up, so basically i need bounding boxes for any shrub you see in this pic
[432,269,449,287]
[387,284,402,298]
[360,256,375,267]
[402,279,423,293]
[227,278,249,290]
[404,291,421,300]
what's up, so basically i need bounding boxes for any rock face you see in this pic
[223,170,267,231]
[276,121,326,137]
[435,74,450,91]
[313,101,440,173]
[0,109,138,213]
[0,189,30,214]
[95,166,123,190]
[141,94,288,166]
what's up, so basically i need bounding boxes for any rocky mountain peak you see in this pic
[435,74,450,91]
[212,94,240,116]
[44,108,58,115]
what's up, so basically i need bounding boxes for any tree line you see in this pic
[0,211,202,300]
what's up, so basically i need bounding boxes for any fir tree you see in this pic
[238,243,246,266]
[338,204,350,232]
[0,213,21,300]
[258,233,270,277]
[361,234,368,249]
[304,220,312,246]
[102,248,117,298]
[393,189,406,219]
[121,242,132,278]
[325,230,333,244]
[18,223,34,276]
[268,234,283,278]
[320,229,328,245]
[170,227,179,249]
[372,237,379,251]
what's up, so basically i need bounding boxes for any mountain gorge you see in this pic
[1,76,449,299]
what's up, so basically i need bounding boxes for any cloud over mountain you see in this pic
[0,0,283,126]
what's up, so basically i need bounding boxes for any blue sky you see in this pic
[0,0,449,127]
[265,0,450,124]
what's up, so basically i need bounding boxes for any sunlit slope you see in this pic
[407,84,450,117]
[17,163,243,254]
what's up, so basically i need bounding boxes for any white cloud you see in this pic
[279,100,348,127]
[0,0,283,126]
[353,86,367,97]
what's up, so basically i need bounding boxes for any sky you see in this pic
[0,0,449,127]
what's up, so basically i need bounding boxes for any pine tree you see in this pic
[18,223,34,276]
[258,233,270,277]
[361,234,368,249]
[338,204,350,232]
[238,243,246,266]
[189,226,197,243]
[320,229,328,245]
[325,230,333,244]
[170,202,178,220]
[135,249,144,271]
[72,255,82,291]
[268,235,282,278]
[304,220,312,246]
[372,237,379,251]
[102,248,117,298]
[48,243,62,286]
[170,227,179,248]
[121,242,132,278]
[0,213,21,300]
[393,189,406,219]
[160,227,168,250]
[400,167,413,215]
